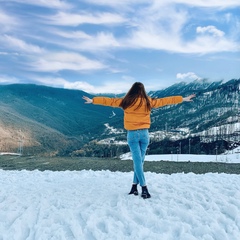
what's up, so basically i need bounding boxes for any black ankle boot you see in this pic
[141,186,151,199]
[128,184,138,195]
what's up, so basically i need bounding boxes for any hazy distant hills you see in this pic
[0,79,239,156]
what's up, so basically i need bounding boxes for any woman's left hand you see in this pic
[82,96,93,104]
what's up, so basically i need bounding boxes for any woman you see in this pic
[83,82,195,199]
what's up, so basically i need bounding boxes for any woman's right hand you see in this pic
[182,94,196,102]
[82,96,93,104]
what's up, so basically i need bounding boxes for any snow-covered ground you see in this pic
[121,152,240,163]
[0,152,21,156]
[121,147,240,163]
[0,153,240,240]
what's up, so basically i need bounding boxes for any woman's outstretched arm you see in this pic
[83,96,122,107]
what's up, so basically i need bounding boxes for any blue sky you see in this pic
[0,0,240,93]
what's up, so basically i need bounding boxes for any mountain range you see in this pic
[0,79,239,156]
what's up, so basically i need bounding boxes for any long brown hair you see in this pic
[120,82,151,111]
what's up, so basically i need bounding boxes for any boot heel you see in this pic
[141,186,151,199]
[133,190,138,196]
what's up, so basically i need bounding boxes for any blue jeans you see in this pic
[127,129,150,186]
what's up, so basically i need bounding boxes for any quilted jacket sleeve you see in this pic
[150,96,183,108]
[93,97,122,108]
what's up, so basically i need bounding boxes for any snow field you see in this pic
[0,169,240,240]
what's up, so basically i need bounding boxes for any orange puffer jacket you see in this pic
[93,96,183,130]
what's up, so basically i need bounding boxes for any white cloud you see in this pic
[27,76,95,93]
[74,32,121,50]
[0,9,20,32]
[29,52,107,72]
[66,1,239,55]
[0,75,20,84]
[5,0,72,9]
[65,80,131,94]
[29,73,173,93]
[122,5,188,50]
[60,23,238,55]
[176,72,201,80]
[80,81,135,94]
[47,11,127,26]
[53,30,92,40]
[1,35,43,53]
[123,17,237,54]
[64,81,97,93]
[196,26,225,37]
[79,0,145,9]
[30,76,132,94]
[0,10,15,25]
[43,29,122,53]
[184,35,239,54]
[1,0,239,93]
[84,0,240,9]
[4,0,238,56]
[173,0,240,8]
